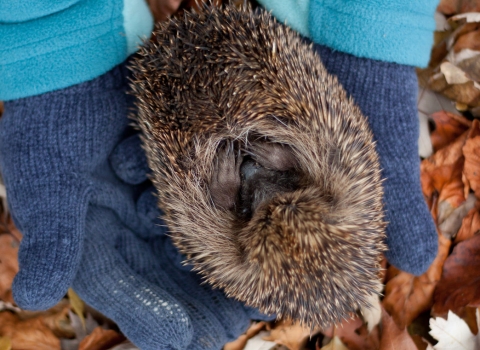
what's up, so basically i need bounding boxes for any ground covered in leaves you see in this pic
[1,0,480,349]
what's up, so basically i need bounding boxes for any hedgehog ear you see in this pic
[248,142,297,171]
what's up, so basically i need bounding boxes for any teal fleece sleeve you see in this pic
[309,0,437,67]
[255,0,310,37]
[0,0,81,22]
[256,0,437,67]
[0,0,153,101]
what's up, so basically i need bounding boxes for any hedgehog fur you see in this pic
[130,4,387,328]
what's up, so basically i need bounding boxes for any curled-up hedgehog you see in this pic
[130,4,387,328]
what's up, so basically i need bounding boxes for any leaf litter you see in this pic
[1,0,480,349]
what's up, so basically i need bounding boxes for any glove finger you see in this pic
[73,206,193,350]
[0,65,133,309]
[0,109,91,310]
[9,177,89,310]
[117,228,233,349]
[135,186,169,239]
[156,237,252,343]
[110,133,150,185]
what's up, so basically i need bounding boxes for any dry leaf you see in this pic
[421,129,468,218]
[424,119,480,220]
[438,193,476,238]
[0,312,61,350]
[454,205,480,243]
[383,233,451,329]
[429,111,471,152]
[453,28,480,53]
[410,335,430,350]
[438,0,480,15]
[0,234,19,303]
[452,13,480,23]
[0,299,76,349]
[68,288,86,330]
[419,68,480,107]
[432,233,480,317]
[320,337,348,350]
[242,331,278,350]
[456,51,480,81]
[461,307,480,335]
[428,310,480,349]
[263,320,319,350]
[0,337,11,350]
[224,322,267,350]
[380,308,417,350]
[441,61,471,84]
[462,135,480,198]
[361,288,382,332]
[78,327,125,350]
[324,316,380,350]
[147,0,182,21]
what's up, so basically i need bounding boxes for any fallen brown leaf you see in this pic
[457,51,480,82]
[39,301,76,339]
[0,299,76,350]
[409,335,429,350]
[462,135,480,198]
[432,233,480,317]
[320,336,348,350]
[0,234,19,303]
[78,327,125,350]
[0,312,61,350]
[223,322,266,350]
[263,320,319,350]
[429,111,471,152]
[462,306,480,335]
[68,288,86,330]
[328,316,379,350]
[419,68,480,107]
[453,27,480,53]
[454,205,480,243]
[379,308,417,350]
[438,193,476,239]
[382,233,451,329]
[0,337,11,350]
[438,0,480,16]
[147,0,182,22]
[421,129,468,219]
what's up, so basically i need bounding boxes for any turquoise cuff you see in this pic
[308,0,437,67]
[256,0,310,38]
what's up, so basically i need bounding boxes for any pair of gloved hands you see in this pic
[0,45,438,350]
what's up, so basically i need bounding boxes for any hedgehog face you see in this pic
[130,4,386,328]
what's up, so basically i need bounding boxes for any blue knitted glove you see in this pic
[0,61,265,349]
[313,44,438,275]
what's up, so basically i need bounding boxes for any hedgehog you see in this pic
[129,4,387,329]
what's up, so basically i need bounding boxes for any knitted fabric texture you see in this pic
[0,62,267,349]
[313,44,438,274]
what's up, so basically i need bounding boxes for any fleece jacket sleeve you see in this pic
[256,0,438,67]
[0,0,153,101]
[0,0,82,22]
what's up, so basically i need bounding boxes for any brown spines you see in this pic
[130,4,386,329]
